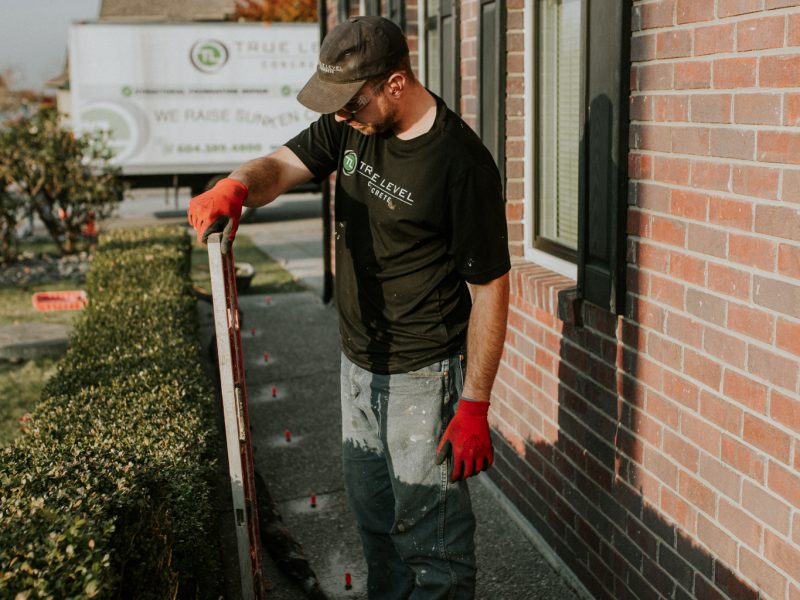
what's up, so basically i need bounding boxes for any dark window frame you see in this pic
[424,0,461,113]
[337,0,350,24]
[386,0,405,29]
[532,0,630,313]
[477,0,506,185]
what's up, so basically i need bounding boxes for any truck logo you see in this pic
[190,39,229,73]
[77,101,147,163]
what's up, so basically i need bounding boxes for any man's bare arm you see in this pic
[229,146,315,208]
[461,272,510,402]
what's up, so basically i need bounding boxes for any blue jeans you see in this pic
[340,351,476,600]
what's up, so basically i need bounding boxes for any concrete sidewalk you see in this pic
[230,289,584,599]
[228,195,585,599]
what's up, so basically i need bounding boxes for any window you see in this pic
[338,0,351,24]
[346,0,404,39]
[387,0,405,29]
[358,0,403,24]
[525,0,630,312]
[423,0,460,112]
[479,0,505,177]
[536,0,581,257]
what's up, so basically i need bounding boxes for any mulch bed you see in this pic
[0,252,90,287]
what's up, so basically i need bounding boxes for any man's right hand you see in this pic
[187,178,249,254]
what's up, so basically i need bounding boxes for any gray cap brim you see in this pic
[297,72,365,114]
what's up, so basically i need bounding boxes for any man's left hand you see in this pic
[435,398,494,482]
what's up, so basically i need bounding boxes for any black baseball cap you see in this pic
[297,16,409,114]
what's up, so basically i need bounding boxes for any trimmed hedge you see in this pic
[0,226,221,598]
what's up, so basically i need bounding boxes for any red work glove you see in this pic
[435,398,494,482]
[187,178,248,254]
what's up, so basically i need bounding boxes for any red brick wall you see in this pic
[479,1,800,599]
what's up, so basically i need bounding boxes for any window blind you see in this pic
[538,0,581,250]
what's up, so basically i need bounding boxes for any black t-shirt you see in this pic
[286,95,510,374]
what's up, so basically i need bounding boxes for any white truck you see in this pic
[68,21,320,195]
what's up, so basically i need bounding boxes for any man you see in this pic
[188,16,510,599]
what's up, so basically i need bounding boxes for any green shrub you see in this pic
[0,225,221,598]
[0,106,123,256]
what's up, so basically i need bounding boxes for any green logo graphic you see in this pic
[281,85,291,96]
[342,150,358,176]
[121,86,132,97]
[190,39,229,73]
[79,102,144,162]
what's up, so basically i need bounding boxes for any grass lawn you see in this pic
[0,358,57,446]
[0,239,85,446]
[0,279,86,327]
[190,234,305,295]
[0,238,87,327]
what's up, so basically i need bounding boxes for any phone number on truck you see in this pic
[176,144,263,154]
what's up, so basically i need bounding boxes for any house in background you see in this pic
[98,0,234,21]
[321,1,800,599]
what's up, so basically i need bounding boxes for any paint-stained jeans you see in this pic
[341,351,476,600]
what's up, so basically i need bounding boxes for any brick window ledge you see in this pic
[509,258,580,324]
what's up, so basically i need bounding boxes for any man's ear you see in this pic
[387,72,405,97]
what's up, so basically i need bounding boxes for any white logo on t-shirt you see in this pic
[355,159,414,208]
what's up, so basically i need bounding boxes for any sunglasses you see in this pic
[340,87,378,117]
[339,75,391,116]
